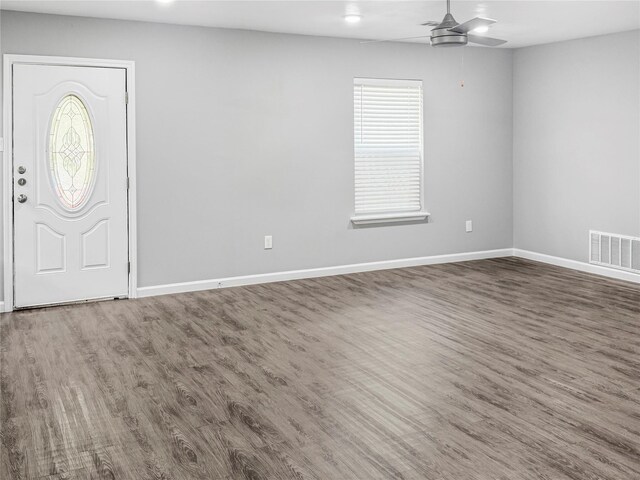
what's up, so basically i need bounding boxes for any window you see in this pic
[352,78,428,224]
[49,94,96,211]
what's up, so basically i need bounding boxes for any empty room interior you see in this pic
[0,0,639,478]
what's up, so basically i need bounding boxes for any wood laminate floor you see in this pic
[1,257,639,479]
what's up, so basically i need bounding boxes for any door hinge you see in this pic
[126,177,130,190]
[125,92,129,105]
[128,261,131,274]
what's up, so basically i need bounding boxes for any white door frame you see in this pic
[2,54,137,312]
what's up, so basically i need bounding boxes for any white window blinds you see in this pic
[353,78,424,216]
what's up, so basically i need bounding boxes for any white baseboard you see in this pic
[2,248,633,309]
[137,248,513,298]
[513,249,640,284]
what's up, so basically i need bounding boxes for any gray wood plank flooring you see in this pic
[1,257,639,479]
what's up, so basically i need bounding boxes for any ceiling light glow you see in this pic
[344,15,362,24]
[473,26,489,34]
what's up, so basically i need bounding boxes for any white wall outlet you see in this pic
[264,235,273,249]
[466,220,473,233]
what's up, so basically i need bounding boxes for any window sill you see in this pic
[350,211,430,225]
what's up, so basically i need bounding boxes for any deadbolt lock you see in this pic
[17,178,26,186]
[17,166,26,174]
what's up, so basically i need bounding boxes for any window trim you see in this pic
[351,77,429,225]
[350,211,430,225]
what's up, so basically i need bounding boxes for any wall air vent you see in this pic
[590,230,640,274]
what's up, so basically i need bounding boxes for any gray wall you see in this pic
[513,30,640,262]
[0,11,514,291]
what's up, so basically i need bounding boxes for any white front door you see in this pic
[13,64,129,308]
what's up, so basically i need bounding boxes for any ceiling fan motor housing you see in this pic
[430,29,468,47]
[430,12,468,47]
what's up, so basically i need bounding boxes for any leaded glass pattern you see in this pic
[48,94,96,210]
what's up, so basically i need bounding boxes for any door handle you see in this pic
[17,194,27,204]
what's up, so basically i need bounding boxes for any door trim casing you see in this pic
[2,54,137,312]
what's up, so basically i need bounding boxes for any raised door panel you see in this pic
[35,223,66,274]
[81,219,110,269]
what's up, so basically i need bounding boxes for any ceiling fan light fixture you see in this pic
[473,26,490,34]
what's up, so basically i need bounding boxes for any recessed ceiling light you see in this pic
[473,26,490,34]
[344,15,362,24]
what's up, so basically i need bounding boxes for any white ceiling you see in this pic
[2,1,639,48]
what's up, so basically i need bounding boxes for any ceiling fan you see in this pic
[364,0,507,47]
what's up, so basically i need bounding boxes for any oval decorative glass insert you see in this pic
[48,94,96,211]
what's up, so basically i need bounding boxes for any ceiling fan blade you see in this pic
[467,34,507,47]
[449,17,496,34]
[360,35,431,44]
[421,21,441,27]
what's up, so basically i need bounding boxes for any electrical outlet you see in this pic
[466,220,473,233]
[264,235,273,249]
